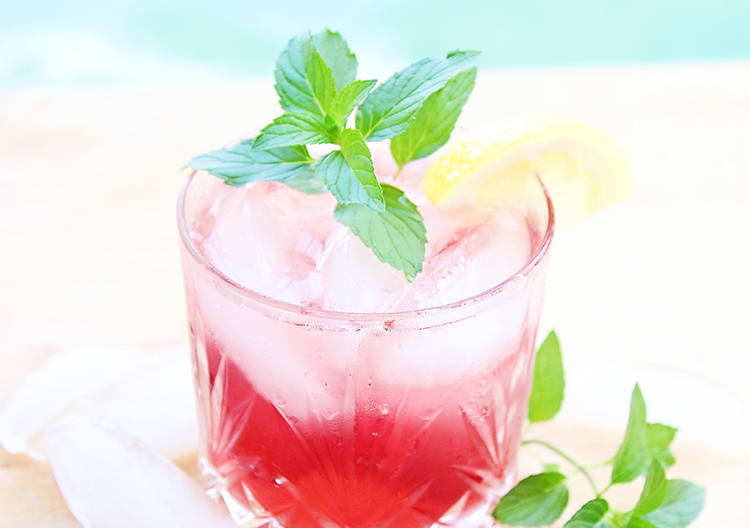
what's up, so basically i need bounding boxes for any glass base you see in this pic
[199,456,514,528]
[200,457,277,528]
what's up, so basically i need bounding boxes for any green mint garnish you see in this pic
[335,184,427,281]
[633,462,671,518]
[564,498,612,528]
[329,79,377,126]
[494,472,569,527]
[390,66,477,169]
[629,461,705,528]
[315,129,384,211]
[611,384,649,484]
[355,50,479,141]
[254,113,331,150]
[646,423,678,469]
[527,330,564,423]
[274,34,336,117]
[493,331,705,528]
[187,29,478,280]
[311,29,358,91]
[188,139,322,191]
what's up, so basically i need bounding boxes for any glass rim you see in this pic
[177,170,555,323]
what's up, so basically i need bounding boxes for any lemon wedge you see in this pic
[422,115,632,227]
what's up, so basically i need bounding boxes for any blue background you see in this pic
[2,0,749,87]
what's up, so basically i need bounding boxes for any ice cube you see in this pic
[0,345,147,457]
[366,207,540,386]
[320,228,408,312]
[203,183,289,292]
[202,182,335,307]
[363,290,532,388]
[29,345,199,460]
[45,417,237,528]
[199,287,362,422]
[397,210,531,311]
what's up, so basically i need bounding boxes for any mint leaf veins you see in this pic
[315,129,384,211]
[390,66,477,169]
[188,139,323,192]
[187,29,478,280]
[274,34,335,117]
[311,29,358,91]
[356,50,479,141]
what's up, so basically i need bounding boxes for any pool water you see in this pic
[2,0,749,88]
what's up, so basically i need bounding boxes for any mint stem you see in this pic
[522,439,601,496]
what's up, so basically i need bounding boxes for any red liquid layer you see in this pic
[197,335,533,528]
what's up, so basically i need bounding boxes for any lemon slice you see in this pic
[422,115,632,227]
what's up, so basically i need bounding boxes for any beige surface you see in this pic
[1,61,749,526]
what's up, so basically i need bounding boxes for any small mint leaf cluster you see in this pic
[494,331,706,528]
[188,29,479,281]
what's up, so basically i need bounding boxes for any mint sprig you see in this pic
[187,29,478,280]
[493,331,706,528]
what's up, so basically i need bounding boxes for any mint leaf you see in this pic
[629,463,705,528]
[330,79,377,125]
[334,184,426,281]
[611,384,648,484]
[634,462,670,517]
[355,50,479,141]
[191,32,485,281]
[564,498,612,528]
[646,423,677,469]
[254,113,331,150]
[312,29,357,91]
[304,44,336,115]
[528,330,565,423]
[315,129,384,211]
[639,481,705,528]
[274,33,335,117]
[493,472,569,527]
[390,66,477,167]
[187,139,319,188]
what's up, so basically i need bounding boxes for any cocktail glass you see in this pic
[178,168,554,528]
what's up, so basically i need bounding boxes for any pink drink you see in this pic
[179,157,554,528]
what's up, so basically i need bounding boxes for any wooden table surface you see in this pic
[1,61,749,527]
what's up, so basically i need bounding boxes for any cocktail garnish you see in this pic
[188,29,479,281]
